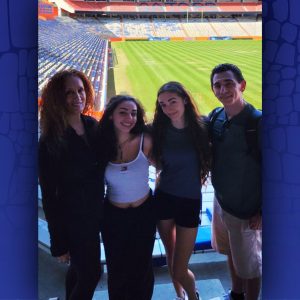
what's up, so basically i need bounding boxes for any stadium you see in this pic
[38,0,262,299]
[38,0,262,117]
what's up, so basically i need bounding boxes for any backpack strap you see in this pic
[209,107,224,139]
[245,108,262,163]
[209,107,224,124]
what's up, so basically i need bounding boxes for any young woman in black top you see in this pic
[152,82,211,300]
[38,69,104,300]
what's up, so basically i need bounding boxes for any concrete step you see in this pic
[93,279,225,300]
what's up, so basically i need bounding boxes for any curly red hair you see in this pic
[40,69,94,148]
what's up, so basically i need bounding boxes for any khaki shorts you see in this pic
[211,196,262,279]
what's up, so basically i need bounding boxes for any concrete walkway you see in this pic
[39,248,230,300]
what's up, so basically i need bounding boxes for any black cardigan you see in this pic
[38,115,104,257]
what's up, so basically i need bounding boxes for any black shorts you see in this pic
[154,189,201,228]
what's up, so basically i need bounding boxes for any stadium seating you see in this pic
[152,19,185,37]
[60,0,261,15]
[209,18,246,37]
[39,17,108,110]
[236,18,262,36]
[123,19,154,38]
[78,17,260,39]
[101,18,123,38]
[182,19,217,37]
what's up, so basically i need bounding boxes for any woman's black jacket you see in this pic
[38,115,104,257]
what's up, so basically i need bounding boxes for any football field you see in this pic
[111,40,262,117]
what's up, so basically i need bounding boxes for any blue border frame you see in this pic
[1,0,300,298]
[0,0,37,298]
[262,0,300,299]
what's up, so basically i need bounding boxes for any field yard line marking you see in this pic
[112,46,133,95]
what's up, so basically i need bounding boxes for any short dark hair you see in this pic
[210,63,245,87]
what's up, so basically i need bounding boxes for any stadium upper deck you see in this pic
[53,0,261,16]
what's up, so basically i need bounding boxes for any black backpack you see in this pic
[209,106,262,163]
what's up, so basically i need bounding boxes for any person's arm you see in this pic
[38,140,69,257]
[249,212,262,230]
[57,252,70,264]
[249,116,262,230]
[143,133,156,167]
[143,133,162,189]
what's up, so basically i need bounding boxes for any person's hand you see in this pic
[249,213,262,230]
[57,252,70,264]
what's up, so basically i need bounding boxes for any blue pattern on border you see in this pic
[1,0,300,298]
[0,0,38,298]
[263,0,300,299]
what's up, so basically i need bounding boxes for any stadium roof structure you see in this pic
[54,0,262,14]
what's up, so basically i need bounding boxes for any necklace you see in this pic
[117,136,132,171]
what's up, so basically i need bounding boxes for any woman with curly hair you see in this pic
[38,69,104,300]
[97,95,156,300]
[152,81,211,300]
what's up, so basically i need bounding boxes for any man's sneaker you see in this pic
[222,293,231,300]
[222,290,245,300]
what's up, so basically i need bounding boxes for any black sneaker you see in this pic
[223,290,245,300]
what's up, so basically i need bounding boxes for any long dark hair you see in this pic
[152,81,211,183]
[40,69,94,154]
[97,95,146,166]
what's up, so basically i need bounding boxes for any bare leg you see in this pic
[227,252,245,294]
[157,220,185,298]
[228,254,261,299]
[172,225,199,300]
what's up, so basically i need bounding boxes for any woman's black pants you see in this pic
[102,195,156,300]
[65,218,102,300]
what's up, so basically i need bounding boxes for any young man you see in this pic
[209,63,262,300]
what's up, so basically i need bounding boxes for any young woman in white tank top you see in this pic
[97,95,156,300]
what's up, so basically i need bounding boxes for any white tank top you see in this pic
[105,134,150,203]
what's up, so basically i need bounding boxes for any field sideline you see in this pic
[111,40,262,117]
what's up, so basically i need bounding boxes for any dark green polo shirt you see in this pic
[211,103,261,219]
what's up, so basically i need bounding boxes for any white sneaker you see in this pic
[174,291,188,300]
[196,290,201,300]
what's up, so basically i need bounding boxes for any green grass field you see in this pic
[111,40,262,118]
